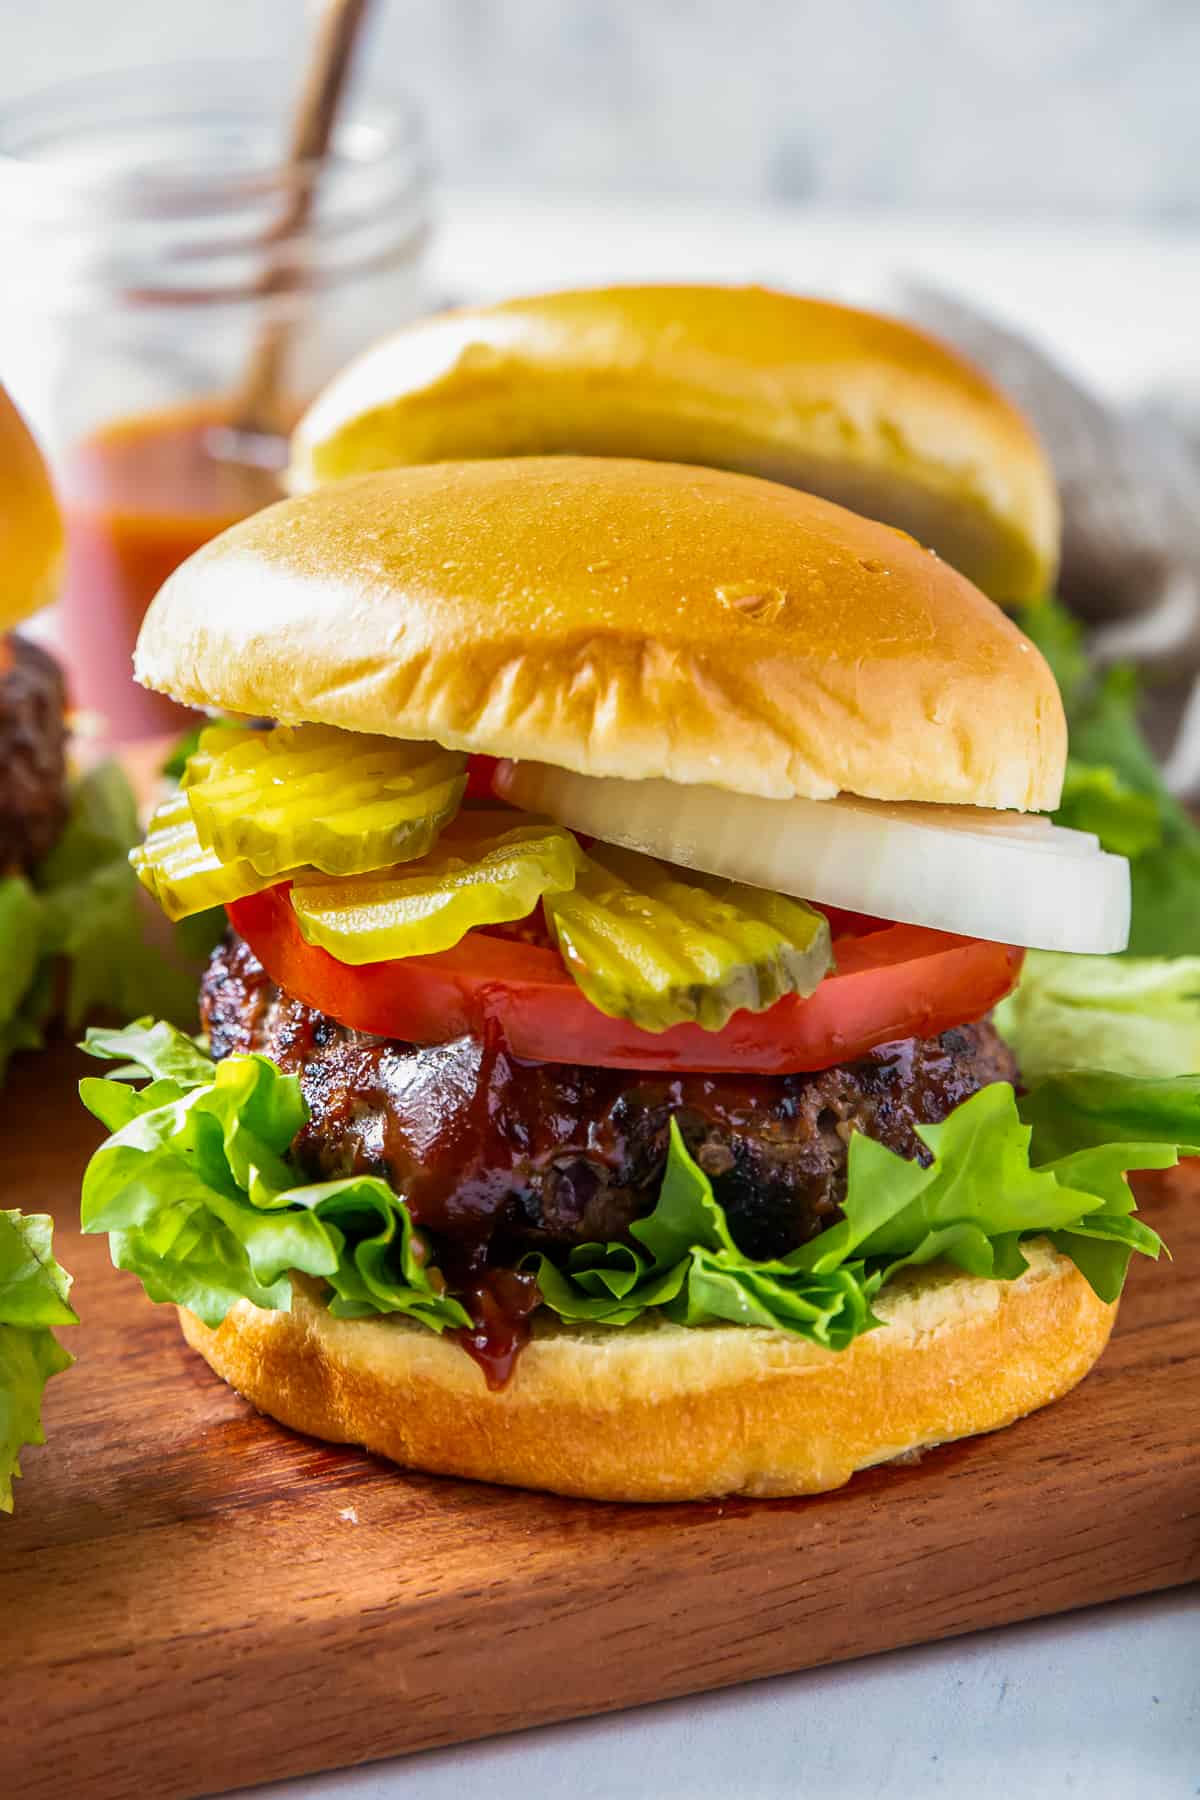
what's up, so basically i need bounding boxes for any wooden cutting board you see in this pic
[3,1045,1198,1800]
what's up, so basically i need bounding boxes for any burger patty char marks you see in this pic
[0,633,68,875]
[203,929,1018,1267]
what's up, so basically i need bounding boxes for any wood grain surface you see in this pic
[2,1045,1197,1800]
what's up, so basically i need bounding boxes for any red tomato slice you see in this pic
[464,753,501,800]
[228,886,1023,1075]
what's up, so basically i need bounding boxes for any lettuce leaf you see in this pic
[0,1210,77,1512]
[79,1021,470,1333]
[995,598,1200,1080]
[530,1078,1170,1333]
[1002,600,1200,1080]
[997,950,1200,1082]
[1055,761,1163,861]
[1017,1067,1200,1162]
[525,1122,874,1347]
[1,762,210,1082]
[78,1020,1179,1356]
[160,725,204,784]
[39,762,205,1029]
[0,877,47,1076]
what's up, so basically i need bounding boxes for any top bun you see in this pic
[290,284,1059,604]
[0,385,64,632]
[136,456,1065,811]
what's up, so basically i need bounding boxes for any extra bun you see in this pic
[291,285,1059,603]
[179,1243,1113,1502]
[0,385,63,631]
[135,457,1066,810]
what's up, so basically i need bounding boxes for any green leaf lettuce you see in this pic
[80,1021,1180,1356]
[996,599,1200,1079]
[1,761,211,1081]
[79,1021,470,1333]
[997,950,1200,1082]
[0,1210,77,1512]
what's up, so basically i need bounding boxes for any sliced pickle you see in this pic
[178,721,263,790]
[184,723,468,878]
[131,789,275,922]
[288,814,582,964]
[544,844,833,1032]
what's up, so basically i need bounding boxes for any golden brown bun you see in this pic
[179,1243,1113,1502]
[291,285,1059,603]
[0,385,64,631]
[135,457,1066,810]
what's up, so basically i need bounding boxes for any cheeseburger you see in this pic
[78,451,1179,1503]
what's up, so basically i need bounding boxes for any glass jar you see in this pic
[0,61,433,740]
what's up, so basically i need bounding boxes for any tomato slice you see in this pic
[465,753,502,800]
[228,886,1023,1074]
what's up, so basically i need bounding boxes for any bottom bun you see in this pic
[179,1241,1114,1502]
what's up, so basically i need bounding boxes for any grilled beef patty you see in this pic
[0,634,68,875]
[202,929,1018,1271]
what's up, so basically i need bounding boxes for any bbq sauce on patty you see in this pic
[202,928,1018,1385]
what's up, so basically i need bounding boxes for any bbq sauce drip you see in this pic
[453,1269,542,1390]
[378,1020,569,1388]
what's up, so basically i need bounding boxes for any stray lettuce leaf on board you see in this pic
[0,1210,77,1512]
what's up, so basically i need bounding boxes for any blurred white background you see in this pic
[4,0,1200,219]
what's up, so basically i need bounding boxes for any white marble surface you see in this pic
[246,1589,1200,1800]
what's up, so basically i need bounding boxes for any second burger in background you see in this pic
[289,283,1060,605]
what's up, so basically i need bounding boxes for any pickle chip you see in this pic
[131,789,275,922]
[289,814,583,964]
[544,844,833,1032]
[183,723,468,878]
[178,721,263,789]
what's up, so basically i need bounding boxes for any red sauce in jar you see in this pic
[61,403,285,740]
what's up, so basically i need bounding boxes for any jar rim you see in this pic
[0,58,428,219]
[0,59,432,307]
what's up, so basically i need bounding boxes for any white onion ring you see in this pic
[494,764,1130,955]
